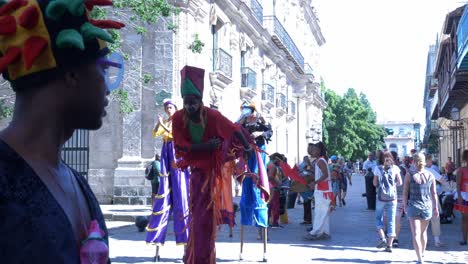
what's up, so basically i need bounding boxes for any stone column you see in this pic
[113,18,175,205]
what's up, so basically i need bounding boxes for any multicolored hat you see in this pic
[180,65,204,98]
[240,101,256,111]
[0,0,125,91]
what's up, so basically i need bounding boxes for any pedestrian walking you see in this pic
[373,151,402,252]
[403,153,439,264]
[394,156,411,247]
[425,154,445,247]
[145,154,161,206]
[267,153,285,228]
[455,150,468,245]
[304,142,335,240]
[445,157,455,179]
[0,0,124,262]
[171,66,253,264]
[145,99,190,260]
[295,148,316,225]
[363,152,378,210]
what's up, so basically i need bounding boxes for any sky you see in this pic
[313,0,466,124]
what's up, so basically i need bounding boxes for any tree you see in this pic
[323,85,386,161]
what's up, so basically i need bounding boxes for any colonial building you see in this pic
[0,0,325,205]
[427,4,468,168]
[380,121,421,159]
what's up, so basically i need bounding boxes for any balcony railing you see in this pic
[304,63,313,75]
[250,0,263,25]
[288,101,296,115]
[241,67,257,90]
[276,93,287,109]
[458,4,468,67]
[264,16,305,70]
[215,48,232,78]
[262,84,275,102]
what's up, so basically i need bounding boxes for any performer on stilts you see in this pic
[235,102,271,261]
[146,99,190,261]
[171,66,253,264]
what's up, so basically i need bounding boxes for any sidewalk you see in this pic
[104,174,468,264]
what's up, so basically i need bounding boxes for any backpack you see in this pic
[145,160,161,183]
[145,162,155,181]
[377,165,396,201]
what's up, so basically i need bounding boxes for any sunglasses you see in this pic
[97,52,125,92]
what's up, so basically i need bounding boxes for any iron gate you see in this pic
[61,129,89,180]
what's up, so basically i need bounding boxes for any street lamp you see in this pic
[450,106,460,121]
[450,106,461,167]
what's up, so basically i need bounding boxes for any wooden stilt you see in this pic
[239,225,245,260]
[153,245,160,262]
[263,227,268,262]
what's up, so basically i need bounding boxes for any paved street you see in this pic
[105,175,467,264]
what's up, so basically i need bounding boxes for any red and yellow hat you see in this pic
[0,0,124,91]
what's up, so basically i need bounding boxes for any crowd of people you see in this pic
[359,149,468,264]
[145,84,468,264]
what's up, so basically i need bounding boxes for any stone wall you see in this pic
[110,16,175,205]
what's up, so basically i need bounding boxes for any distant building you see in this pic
[379,121,421,158]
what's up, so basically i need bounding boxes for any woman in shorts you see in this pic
[403,153,439,264]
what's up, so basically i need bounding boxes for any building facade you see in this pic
[380,121,421,159]
[426,4,468,168]
[0,0,327,204]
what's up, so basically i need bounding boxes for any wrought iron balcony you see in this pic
[241,67,257,90]
[276,92,287,117]
[458,4,468,70]
[264,16,305,71]
[262,84,275,102]
[261,84,275,112]
[250,0,263,25]
[277,93,287,109]
[288,101,296,115]
[304,63,313,75]
[215,48,232,78]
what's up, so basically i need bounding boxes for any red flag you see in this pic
[279,161,308,186]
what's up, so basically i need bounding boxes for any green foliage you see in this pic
[114,89,134,114]
[143,73,153,85]
[189,34,204,54]
[322,84,386,161]
[113,0,180,24]
[0,99,13,119]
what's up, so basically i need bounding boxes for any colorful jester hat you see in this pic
[180,65,204,98]
[0,0,125,91]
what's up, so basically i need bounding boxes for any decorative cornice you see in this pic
[173,0,207,21]
[300,0,326,46]
[217,0,314,86]
[209,71,233,91]
[240,87,258,102]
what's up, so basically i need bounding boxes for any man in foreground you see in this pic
[0,0,125,262]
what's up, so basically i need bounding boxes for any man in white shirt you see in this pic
[363,152,378,210]
[425,154,445,247]
[363,152,377,173]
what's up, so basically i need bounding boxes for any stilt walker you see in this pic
[236,102,271,262]
[171,66,253,264]
[145,99,190,262]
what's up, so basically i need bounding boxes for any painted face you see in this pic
[241,107,253,116]
[165,104,177,117]
[183,95,201,116]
